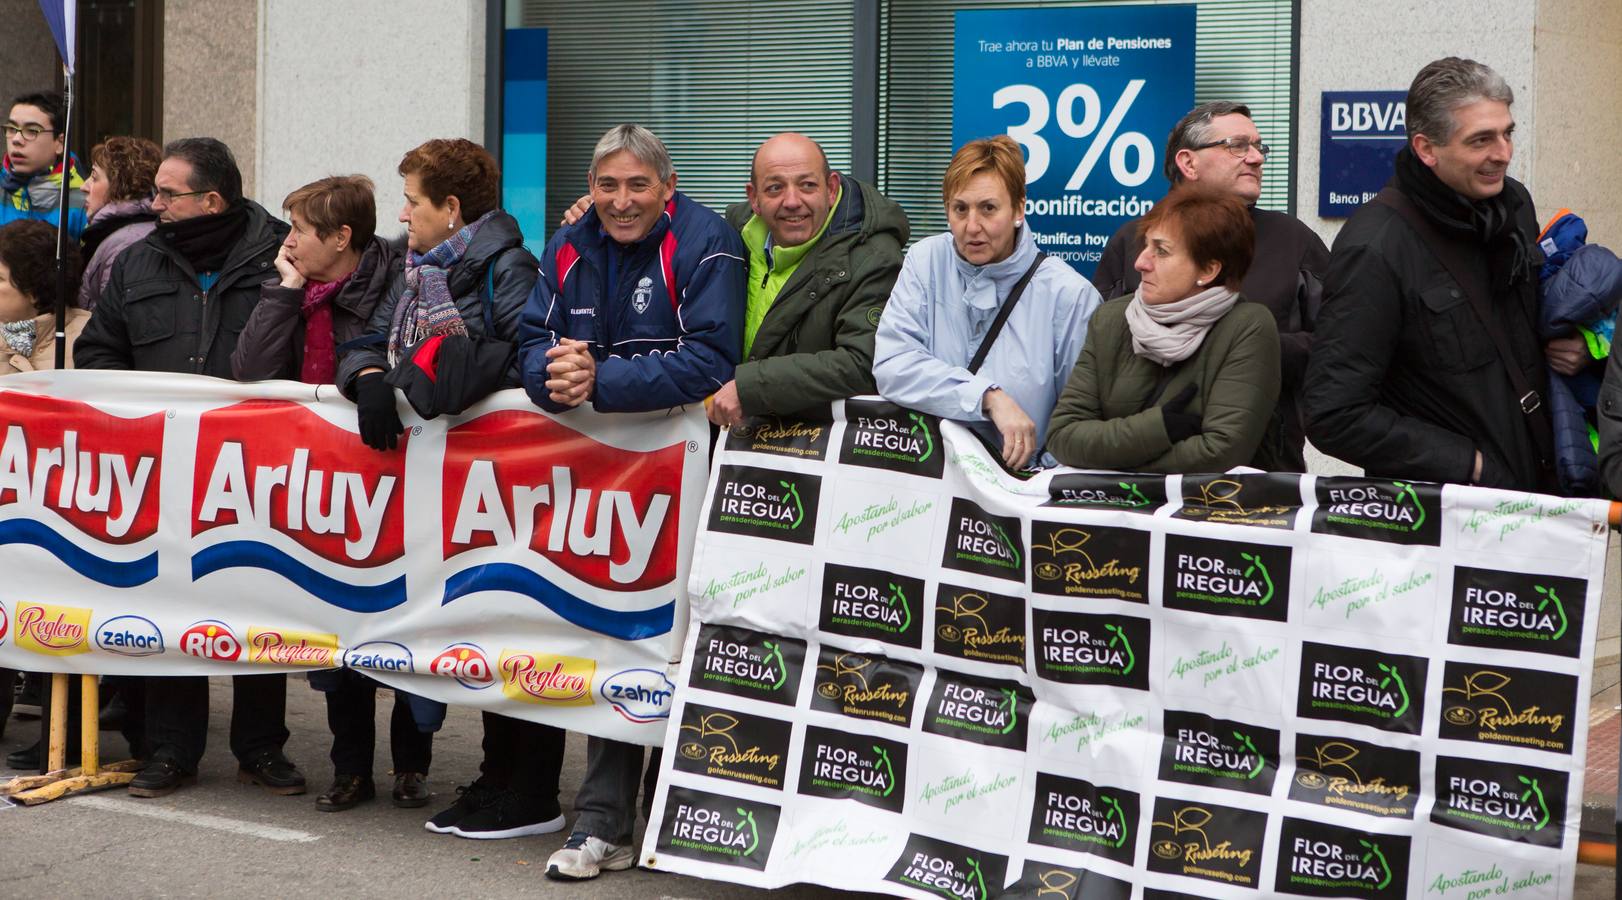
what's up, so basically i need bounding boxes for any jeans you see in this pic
[573,737,662,844]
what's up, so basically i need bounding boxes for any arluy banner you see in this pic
[0,371,709,745]
[644,399,1607,899]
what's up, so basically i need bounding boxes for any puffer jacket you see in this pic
[336,211,537,398]
[233,235,403,381]
[77,199,158,310]
[1046,296,1280,473]
[74,200,288,376]
[723,177,908,416]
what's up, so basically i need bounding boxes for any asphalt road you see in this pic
[0,677,1612,898]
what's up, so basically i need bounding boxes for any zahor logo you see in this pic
[1312,477,1441,546]
[726,407,832,460]
[1432,756,1567,848]
[1028,771,1138,865]
[1162,535,1291,622]
[429,642,495,689]
[1448,566,1585,658]
[810,647,921,726]
[883,833,1008,900]
[690,624,804,706]
[708,464,821,546]
[444,410,682,590]
[839,399,944,478]
[1003,861,1130,900]
[1148,797,1266,888]
[941,497,1024,582]
[245,627,339,667]
[1030,522,1149,602]
[14,603,92,656]
[498,650,594,706]
[343,641,414,674]
[674,703,791,790]
[1159,709,1277,796]
[94,615,163,658]
[923,669,1031,750]
[1177,474,1302,530]
[933,583,1024,667]
[179,619,242,661]
[655,785,780,871]
[1032,609,1150,690]
[1290,733,1419,820]
[1296,642,1427,735]
[1439,661,1577,754]
[600,668,674,723]
[797,725,908,813]
[818,563,925,649]
[1274,817,1410,899]
[1043,473,1165,513]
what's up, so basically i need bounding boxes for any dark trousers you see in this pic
[325,672,432,779]
[143,673,290,772]
[575,738,663,843]
[0,668,13,737]
[478,711,564,801]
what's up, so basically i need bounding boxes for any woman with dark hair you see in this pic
[77,136,161,309]
[1046,186,1280,472]
[336,138,537,450]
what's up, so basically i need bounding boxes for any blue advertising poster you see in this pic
[1319,91,1406,217]
[503,28,547,252]
[953,6,1196,278]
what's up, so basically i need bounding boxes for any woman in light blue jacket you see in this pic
[873,135,1102,469]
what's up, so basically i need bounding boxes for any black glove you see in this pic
[1161,383,1202,444]
[355,372,404,451]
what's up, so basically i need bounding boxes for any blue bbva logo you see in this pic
[94,615,165,657]
[343,641,415,673]
[600,668,675,723]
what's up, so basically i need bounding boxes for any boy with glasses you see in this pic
[2,90,87,239]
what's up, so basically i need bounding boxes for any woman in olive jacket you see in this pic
[1047,187,1279,473]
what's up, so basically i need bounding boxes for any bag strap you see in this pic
[968,251,1047,375]
[1375,186,1554,469]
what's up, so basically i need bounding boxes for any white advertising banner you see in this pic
[0,371,710,745]
[644,399,1607,899]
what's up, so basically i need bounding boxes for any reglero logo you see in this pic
[1044,473,1166,514]
[708,465,821,545]
[1296,642,1427,735]
[1312,477,1440,546]
[932,583,1024,667]
[1159,710,1278,796]
[1162,535,1291,622]
[673,703,792,791]
[1290,733,1419,820]
[1274,817,1410,898]
[1033,609,1150,690]
[883,833,1008,900]
[1439,661,1578,754]
[1028,771,1138,865]
[797,725,908,813]
[1448,566,1585,658]
[839,400,945,478]
[655,785,780,871]
[941,498,1024,582]
[1147,798,1266,887]
[690,624,804,707]
[1432,755,1567,848]
[819,564,925,649]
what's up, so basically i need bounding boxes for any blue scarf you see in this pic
[388,210,496,365]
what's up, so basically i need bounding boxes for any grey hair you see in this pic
[1162,101,1252,184]
[1406,57,1514,144]
[588,124,674,182]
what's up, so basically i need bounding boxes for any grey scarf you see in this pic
[1123,285,1240,366]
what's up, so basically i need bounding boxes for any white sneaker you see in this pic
[545,831,635,881]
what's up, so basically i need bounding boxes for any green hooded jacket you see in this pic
[725,176,908,416]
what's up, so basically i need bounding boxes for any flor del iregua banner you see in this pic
[0,371,709,745]
[643,399,1606,899]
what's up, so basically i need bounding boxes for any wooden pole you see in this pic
[46,673,69,773]
[80,675,98,776]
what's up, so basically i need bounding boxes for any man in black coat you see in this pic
[1304,58,1564,493]
[1094,101,1328,471]
[75,137,304,798]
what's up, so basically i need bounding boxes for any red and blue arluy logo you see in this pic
[0,391,162,587]
[441,410,685,641]
[190,401,407,613]
[429,642,494,690]
[599,667,675,722]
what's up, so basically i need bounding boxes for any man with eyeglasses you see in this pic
[1094,101,1328,472]
[75,137,301,800]
[2,90,87,239]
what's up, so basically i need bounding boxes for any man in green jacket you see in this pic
[705,132,908,425]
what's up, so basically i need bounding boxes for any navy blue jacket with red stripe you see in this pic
[519,191,746,413]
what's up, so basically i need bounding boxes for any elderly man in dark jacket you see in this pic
[1094,101,1327,472]
[1305,58,1561,493]
[74,137,303,799]
[706,132,908,425]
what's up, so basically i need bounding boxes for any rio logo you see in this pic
[180,619,243,662]
[429,643,495,689]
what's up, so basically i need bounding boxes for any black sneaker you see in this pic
[237,750,307,795]
[5,740,39,771]
[424,781,501,834]
[448,791,566,839]
[129,757,194,798]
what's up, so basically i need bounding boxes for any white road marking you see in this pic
[74,795,320,843]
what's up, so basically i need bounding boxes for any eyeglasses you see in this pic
[2,124,55,142]
[150,187,211,204]
[1194,137,1272,159]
